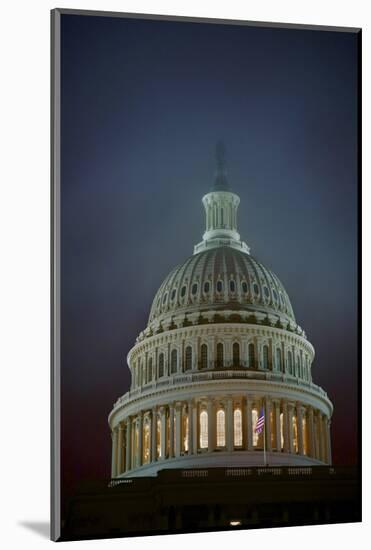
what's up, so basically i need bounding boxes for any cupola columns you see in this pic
[194,143,250,255]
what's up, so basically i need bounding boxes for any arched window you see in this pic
[200,344,208,369]
[303,416,308,455]
[133,422,139,468]
[185,346,192,371]
[148,357,153,382]
[170,349,177,374]
[183,414,189,452]
[276,348,282,371]
[232,342,240,367]
[200,410,208,448]
[288,350,293,375]
[234,409,243,446]
[252,408,259,447]
[292,415,298,453]
[158,353,165,378]
[248,343,255,368]
[156,418,161,458]
[216,409,226,447]
[143,420,150,464]
[280,413,284,451]
[216,343,224,368]
[263,345,269,369]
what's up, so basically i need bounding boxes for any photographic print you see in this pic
[51,9,361,541]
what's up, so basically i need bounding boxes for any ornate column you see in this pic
[265,398,272,452]
[111,427,118,477]
[125,418,132,471]
[318,411,324,462]
[207,398,216,452]
[282,400,289,453]
[275,400,281,452]
[175,402,182,457]
[117,423,124,475]
[313,414,319,459]
[159,406,167,459]
[137,413,143,467]
[297,404,304,456]
[188,400,194,454]
[307,407,315,458]
[245,398,253,451]
[169,403,175,458]
[226,397,234,452]
[326,417,332,465]
[192,400,198,452]
[288,404,294,453]
[151,408,157,462]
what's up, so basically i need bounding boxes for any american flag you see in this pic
[255,407,265,434]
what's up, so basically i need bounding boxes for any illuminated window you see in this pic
[183,414,189,452]
[200,410,208,449]
[216,343,224,368]
[157,418,161,458]
[280,413,284,450]
[148,357,153,382]
[248,343,255,368]
[252,408,259,447]
[263,345,269,369]
[143,420,150,464]
[134,422,139,468]
[292,415,298,453]
[158,353,165,377]
[270,410,275,448]
[233,342,240,367]
[185,346,192,371]
[216,409,226,447]
[200,344,208,369]
[276,348,282,371]
[234,409,243,446]
[303,416,307,455]
[170,349,177,374]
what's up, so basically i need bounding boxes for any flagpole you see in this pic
[263,405,266,467]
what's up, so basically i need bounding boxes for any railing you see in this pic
[112,370,328,409]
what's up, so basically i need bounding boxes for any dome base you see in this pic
[118,451,326,478]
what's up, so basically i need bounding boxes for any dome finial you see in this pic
[214,140,230,191]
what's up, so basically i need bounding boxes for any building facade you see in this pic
[108,145,333,477]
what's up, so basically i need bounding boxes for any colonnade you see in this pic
[111,396,331,477]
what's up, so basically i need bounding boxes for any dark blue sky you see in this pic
[60,13,359,490]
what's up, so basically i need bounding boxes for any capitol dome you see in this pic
[108,144,333,478]
[148,247,296,329]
